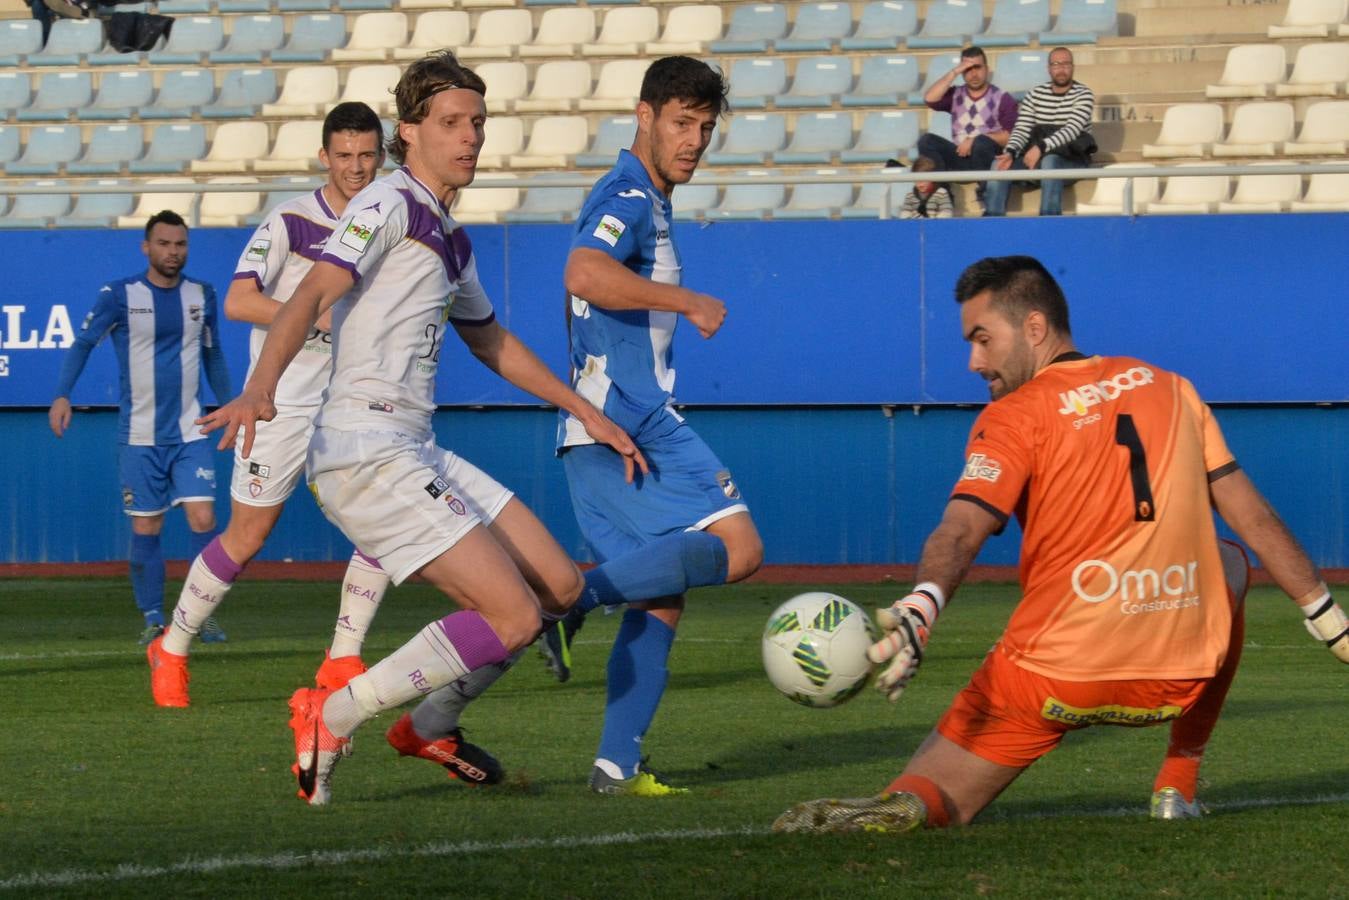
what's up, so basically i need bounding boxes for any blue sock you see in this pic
[187,527,217,560]
[580,531,728,613]
[129,533,165,626]
[597,609,676,776]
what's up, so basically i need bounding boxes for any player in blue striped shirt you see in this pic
[50,211,232,643]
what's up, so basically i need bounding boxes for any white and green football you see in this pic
[762,592,877,708]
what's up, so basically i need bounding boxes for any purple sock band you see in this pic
[201,536,243,584]
[353,549,382,569]
[436,610,509,671]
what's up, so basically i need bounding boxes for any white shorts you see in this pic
[306,427,513,585]
[230,410,317,507]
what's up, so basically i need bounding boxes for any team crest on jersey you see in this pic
[245,238,270,262]
[341,218,377,253]
[122,488,134,507]
[717,470,741,500]
[248,462,271,479]
[188,305,202,322]
[593,214,626,248]
[962,453,1001,482]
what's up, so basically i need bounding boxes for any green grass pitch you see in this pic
[1,578,1346,898]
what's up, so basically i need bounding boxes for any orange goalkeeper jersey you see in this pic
[952,354,1239,681]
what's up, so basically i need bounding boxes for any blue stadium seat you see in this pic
[841,1,918,50]
[776,174,854,218]
[907,53,962,105]
[0,72,30,118]
[525,0,580,5]
[589,0,640,6]
[927,110,952,139]
[81,71,154,121]
[57,180,136,228]
[704,113,787,165]
[777,56,853,108]
[130,124,208,174]
[774,112,851,164]
[775,2,852,52]
[0,126,20,170]
[706,171,785,220]
[0,20,43,66]
[671,179,718,221]
[842,54,918,107]
[908,0,983,49]
[141,69,215,119]
[709,4,788,54]
[502,181,587,223]
[68,124,144,175]
[0,181,71,228]
[29,18,103,65]
[981,0,1050,46]
[727,58,788,110]
[218,0,273,11]
[840,173,905,218]
[157,0,211,12]
[201,68,277,118]
[272,13,346,63]
[210,15,285,63]
[1042,0,1118,44]
[338,0,393,11]
[277,0,329,9]
[9,126,82,175]
[88,40,159,67]
[148,16,225,64]
[576,114,633,168]
[994,50,1048,98]
[841,110,919,163]
[18,72,92,121]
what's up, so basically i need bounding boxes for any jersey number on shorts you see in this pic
[1114,414,1156,522]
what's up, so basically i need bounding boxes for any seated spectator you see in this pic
[899,156,955,219]
[916,46,1019,207]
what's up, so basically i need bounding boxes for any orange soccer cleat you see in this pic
[288,687,350,806]
[146,634,190,708]
[385,713,503,785]
[314,651,367,691]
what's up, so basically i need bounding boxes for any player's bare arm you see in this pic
[225,278,335,333]
[565,247,726,338]
[453,319,649,481]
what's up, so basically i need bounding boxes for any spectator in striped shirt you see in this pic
[916,46,1019,208]
[984,48,1096,217]
[898,156,956,219]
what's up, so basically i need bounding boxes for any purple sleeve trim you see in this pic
[232,272,263,290]
[317,252,362,285]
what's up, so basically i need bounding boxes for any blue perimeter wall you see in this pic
[1,213,1346,566]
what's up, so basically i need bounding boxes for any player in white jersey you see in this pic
[199,52,647,805]
[146,104,394,709]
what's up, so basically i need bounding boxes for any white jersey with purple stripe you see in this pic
[313,167,495,438]
[232,188,339,411]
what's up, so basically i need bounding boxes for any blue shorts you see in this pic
[562,425,749,562]
[118,441,217,517]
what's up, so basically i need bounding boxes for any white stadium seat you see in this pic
[331,12,407,62]
[1074,163,1160,216]
[191,121,270,174]
[1145,163,1229,215]
[1205,44,1287,99]
[1218,162,1302,213]
[1212,101,1295,157]
[262,66,339,117]
[255,120,323,172]
[509,115,589,168]
[1141,103,1225,158]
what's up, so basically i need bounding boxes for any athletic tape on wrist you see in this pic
[1298,583,1332,618]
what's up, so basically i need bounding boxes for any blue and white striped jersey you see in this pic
[55,274,230,446]
[558,149,683,449]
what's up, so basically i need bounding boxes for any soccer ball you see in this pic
[762,592,877,708]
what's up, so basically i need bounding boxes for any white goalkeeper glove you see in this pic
[1302,588,1349,664]
[869,584,945,703]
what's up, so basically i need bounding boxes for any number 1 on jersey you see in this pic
[1115,414,1156,522]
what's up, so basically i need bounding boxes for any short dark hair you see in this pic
[911,155,938,174]
[639,56,730,118]
[387,51,487,164]
[955,256,1072,336]
[323,101,384,150]
[960,45,988,64]
[145,209,186,238]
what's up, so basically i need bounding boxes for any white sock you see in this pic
[330,550,390,659]
[410,649,522,738]
[164,555,233,655]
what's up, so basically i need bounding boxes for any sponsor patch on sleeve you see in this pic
[339,218,377,253]
[244,238,270,262]
[592,214,626,248]
[961,453,1001,482]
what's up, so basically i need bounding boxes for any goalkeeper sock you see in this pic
[129,533,165,627]
[596,609,675,776]
[885,774,949,828]
[579,532,728,613]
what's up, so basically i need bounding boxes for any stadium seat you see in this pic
[840,172,905,218]
[395,11,471,61]
[263,66,339,117]
[29,19,103,66]
[0,20,43,66]
[706,170,785,220]
[130,124,208,174]
[0,125,19,170]
[1074,163,1160,215]
[704,113,786,165]
[18,72,92,121]
[477,61,529,114]
[774,112,851,164]
[148,16,225,64]
[514,60,592,112]
[246,175,323,224]
[211,15,285,64]
[578,59,647,111]
[9,126,81,175]
[117,178,197,228]
[338,0,394,12]
[330,12,406,61]
[141,70,214,119]
[927,110,952,140]
[670,176,718,220]
[1217,163,1301,213]
[81,71,154,121]
[1041,0,1118,44]
[776,173,854,218]
[1212,102,1295,157]
[1206,44,1288,98]
[332,65,399,116]
[198,177,263,227]
[777,57,853,109]
[1146,163,1229,215]
[218,0,271,12]
[981,0,1050,46]
[520,7,594,56]
[509,115,589,167]
[191,121,271,174]
[1268,0,1347,37]
[1140,104,1225,158]
[478,116,525,168]
[907,52,962,105]
[202,68,278,118]
[646,5,723,54]
[158,0,210,11]
[582,7,658,55]
[459,9,534,59]
[576,114,633,167]
[842,1,918,50]
[1274,42,1349,97]
[994,51,1049,99]
[276,0,331,7]
[56,180,135,228]
[842,54,919,107]
[68,124,143,175]
[727,58,788,110]
[841,109,919,163]
[450,173,521,223]
[460,0,517,7]
[1291,172,1349,211]
[909,0,983,49]
[255,120,323,172]
[1284,99,1349,154]
[776,2,852,52]
[0,72,30,118]
[502,180,587,223]
[709,4,788,54]
[273,14,347,63]
[0,180,70,228]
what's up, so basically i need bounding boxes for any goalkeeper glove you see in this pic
[1302,588,1349,664]
[870,584,944,703]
